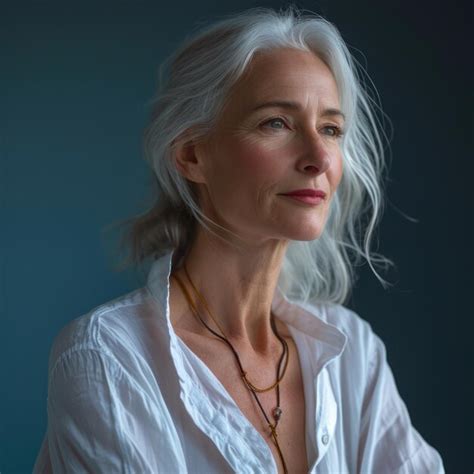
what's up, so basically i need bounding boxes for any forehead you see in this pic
[226,48,340,113]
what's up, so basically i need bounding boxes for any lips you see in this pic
[281,189,327,199]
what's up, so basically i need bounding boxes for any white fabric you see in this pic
[33,248,445,473]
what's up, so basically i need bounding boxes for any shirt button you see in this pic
[322,434,329,445]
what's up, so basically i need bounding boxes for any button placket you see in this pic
[313,368,338,468]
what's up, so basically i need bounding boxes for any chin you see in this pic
[287,226,325,241]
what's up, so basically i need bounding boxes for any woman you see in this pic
[34,6,445,473]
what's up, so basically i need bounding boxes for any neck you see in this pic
[170,228,289,354]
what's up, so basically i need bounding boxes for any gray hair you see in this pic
[106,5,395,306]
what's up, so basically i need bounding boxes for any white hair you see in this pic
[107,5,395,306]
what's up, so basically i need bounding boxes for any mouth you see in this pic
[279,189,327,199]
[279,194,325,205]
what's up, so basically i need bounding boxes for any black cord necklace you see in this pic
[171,269,289,474]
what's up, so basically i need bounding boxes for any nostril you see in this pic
[304,164,319,173]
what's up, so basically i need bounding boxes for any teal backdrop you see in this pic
[1,1,471,472]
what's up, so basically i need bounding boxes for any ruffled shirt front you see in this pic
[33,248,445,473]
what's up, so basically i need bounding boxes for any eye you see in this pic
[260,117,288,131]
[321,125,344,138]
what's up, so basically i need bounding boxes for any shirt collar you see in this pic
[146,247,347,361]
[145,248,347,471]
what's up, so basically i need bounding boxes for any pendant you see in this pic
[272,406,282,422]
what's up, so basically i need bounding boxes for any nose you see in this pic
[297,130,332,176]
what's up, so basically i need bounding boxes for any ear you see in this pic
[173,135,208,185]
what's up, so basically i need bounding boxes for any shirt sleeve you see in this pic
[43,347,186,474]
[356,332,445,473]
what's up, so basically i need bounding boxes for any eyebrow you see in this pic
[250,100,345,121]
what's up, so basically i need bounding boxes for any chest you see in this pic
[176,331,309,474]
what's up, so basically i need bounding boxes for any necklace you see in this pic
[182,265,290,393]
[171,267,289,474]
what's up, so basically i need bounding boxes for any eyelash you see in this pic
[260,117,345,138]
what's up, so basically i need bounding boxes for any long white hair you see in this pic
[106,5,395,306]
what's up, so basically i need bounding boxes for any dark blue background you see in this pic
[1,1,471,472]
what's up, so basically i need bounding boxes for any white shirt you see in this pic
[33,248,445,473]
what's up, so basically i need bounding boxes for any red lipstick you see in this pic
[281,189,326,198]
[279,188,327,205]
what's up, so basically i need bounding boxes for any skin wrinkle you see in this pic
[171,47,344,354]
[169,48,345,473]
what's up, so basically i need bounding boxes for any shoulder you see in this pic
[47,287,159,377]
[296,300,394,414]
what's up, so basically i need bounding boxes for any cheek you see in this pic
[214,136,284,192]
[238,142,280,178]
[328,151,344,192]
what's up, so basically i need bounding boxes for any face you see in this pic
[180,47,344,245]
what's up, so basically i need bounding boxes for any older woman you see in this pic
[33,6,444,474]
